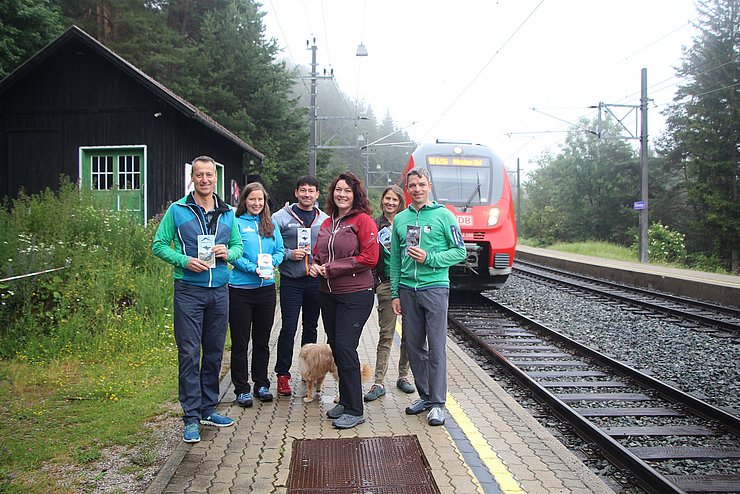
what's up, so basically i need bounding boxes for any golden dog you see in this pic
[299,343,372,403]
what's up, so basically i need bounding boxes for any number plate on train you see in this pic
[456,214,473,226]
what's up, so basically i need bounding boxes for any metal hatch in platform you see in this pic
[287,435,440,494]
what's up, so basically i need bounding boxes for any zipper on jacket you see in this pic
[325,216,342,292]
[186,200,221,287]
[256,215,266,288]
[287,205,319,275]
[413,211,420,290]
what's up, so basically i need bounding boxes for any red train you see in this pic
[401,140,517,290]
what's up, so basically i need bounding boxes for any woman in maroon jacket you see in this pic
[309,171,378,429]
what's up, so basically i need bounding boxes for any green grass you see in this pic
[519,238,732,274]
[0,184,182,492]
[0,354,178,493]
[544,241,638,262]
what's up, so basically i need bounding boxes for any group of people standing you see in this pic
[152,156,465,442]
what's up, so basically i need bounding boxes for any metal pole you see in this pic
[309,39,318,177]
[639,68,649,263]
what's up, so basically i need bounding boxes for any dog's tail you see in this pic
[360,363,373,382]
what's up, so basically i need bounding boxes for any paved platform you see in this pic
[146,299,613,494]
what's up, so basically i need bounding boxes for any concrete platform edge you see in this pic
[446,337,614,493]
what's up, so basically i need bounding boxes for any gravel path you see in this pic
[488,275,740,410]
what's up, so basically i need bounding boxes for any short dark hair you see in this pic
[295,175,320,191]
[325,171,372,217]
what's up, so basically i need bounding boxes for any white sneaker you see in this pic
[427,406,445,426]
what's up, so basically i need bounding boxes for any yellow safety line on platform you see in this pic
[395,321,524,494]
[446,394,525,494]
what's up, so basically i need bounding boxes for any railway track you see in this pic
[448,293,740,494]
[514,260,740,337]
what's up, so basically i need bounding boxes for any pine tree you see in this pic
[522,117,641,245]
[0,0,65,77]
[657,0,739,271]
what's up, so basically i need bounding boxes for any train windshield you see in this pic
[425,155,504,206]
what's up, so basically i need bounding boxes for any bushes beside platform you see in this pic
[0,184,179,493]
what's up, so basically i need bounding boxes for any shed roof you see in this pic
[0,25,264,160]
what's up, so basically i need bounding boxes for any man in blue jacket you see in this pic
[152,156,244,443]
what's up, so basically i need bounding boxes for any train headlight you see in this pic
[487,207,500,226]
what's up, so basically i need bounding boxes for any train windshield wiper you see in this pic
[461,174,481,211]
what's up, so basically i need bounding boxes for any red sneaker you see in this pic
[277,375,292,396]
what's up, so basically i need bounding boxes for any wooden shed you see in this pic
[0,25,264,224]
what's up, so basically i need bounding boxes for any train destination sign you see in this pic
[427,156,488,167]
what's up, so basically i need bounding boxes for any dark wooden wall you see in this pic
[0,36,249,217]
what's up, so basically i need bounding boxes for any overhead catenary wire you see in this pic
[526,12,734,134]
[420,0,546,141]
[267,0,310,95]
[506,14,705,157]
[355,0,368,118]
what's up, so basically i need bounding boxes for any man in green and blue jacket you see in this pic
[390,167,466,427]
[152,156,243,443]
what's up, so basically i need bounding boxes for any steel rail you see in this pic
[487,297,740,435]
[514,262,740,333]
[449,294,740,494]
[447,313,685,494]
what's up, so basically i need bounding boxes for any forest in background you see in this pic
[1,0,737,271]
[520,0,738,272]
[0,0,411,205]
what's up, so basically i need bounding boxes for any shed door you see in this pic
[80,148,145,224]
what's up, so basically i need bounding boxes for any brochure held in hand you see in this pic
[406,225,420,254]
[258,253,273,278]
[197,234,216,268]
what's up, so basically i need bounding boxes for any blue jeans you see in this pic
[275,275,321,376]
[173,281,229,424]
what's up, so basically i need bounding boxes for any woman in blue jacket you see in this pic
[229,182,284,407]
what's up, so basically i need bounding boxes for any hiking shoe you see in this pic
[256,386,273,402]
[332,414,365,429]
[405,399,431,415]
[427,407,446,426]
[236,392,253,408]
[396,377,415,394]
[326,404,345,419]
[183,423,200,443]
[277,375,292,396]
[364,384,386,402]
[200,412,234,427]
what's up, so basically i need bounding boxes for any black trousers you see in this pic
[229,284,276,394]
[320,288,374,416]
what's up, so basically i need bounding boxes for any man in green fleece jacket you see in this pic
[390,167,466,427]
